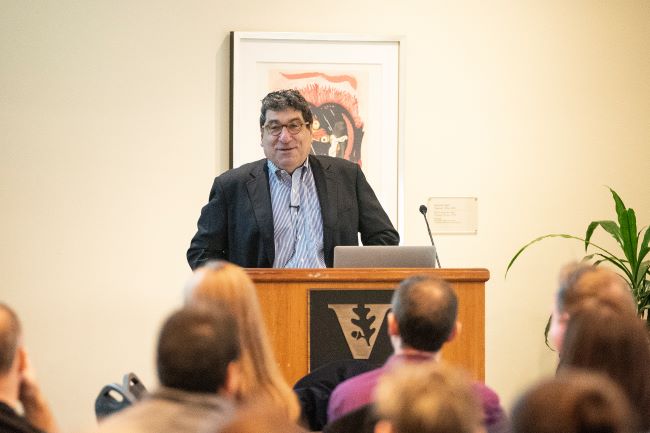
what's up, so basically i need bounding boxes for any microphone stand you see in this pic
[419,205,441,268]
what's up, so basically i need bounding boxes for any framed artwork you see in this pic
[230,31,405,232]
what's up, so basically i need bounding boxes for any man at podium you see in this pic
[187,89,398,269]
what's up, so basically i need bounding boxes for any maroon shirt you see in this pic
[327,352,507,429]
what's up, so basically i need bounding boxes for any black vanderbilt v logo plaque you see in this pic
[309,290,394,370]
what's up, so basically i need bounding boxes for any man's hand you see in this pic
[19,351,60,433]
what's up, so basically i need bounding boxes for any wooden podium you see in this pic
[247,268,488,386]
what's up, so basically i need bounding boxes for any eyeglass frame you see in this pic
[262,120,311,137]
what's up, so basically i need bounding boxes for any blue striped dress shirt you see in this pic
[267,159,326,268]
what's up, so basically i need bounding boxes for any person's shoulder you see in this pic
[216,159,266,182]
[328,367,383,422]
[332,366,383,398]
[471,381,506,426]
[95,400,153,433]
[97,392,232,433]
[323,404,377,433]
[471,381,501,404]
[311,155,359,172]
[0,402,46,433]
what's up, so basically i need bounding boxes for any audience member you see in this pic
[558,304,650,431]
[293,359,375,430]
[374,361,485,433]
[97,305,240,433]
[0,303,59,433]
[511,371,635,433]
[184,260,301,421]
[326,276,506,432]
[548,262,636,352]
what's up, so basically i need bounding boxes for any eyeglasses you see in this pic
[263,121,310,136]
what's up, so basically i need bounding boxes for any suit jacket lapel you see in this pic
[311,156,338,258]
[246,160,275,265]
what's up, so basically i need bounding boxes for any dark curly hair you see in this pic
[259,89,313,128]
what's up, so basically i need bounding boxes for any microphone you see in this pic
[419,205,441,268]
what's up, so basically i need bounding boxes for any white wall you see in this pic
[1,1,649,430]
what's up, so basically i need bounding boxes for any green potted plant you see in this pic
[506,187,650,323]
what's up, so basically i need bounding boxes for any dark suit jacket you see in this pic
[187,155,399,269]
[322,405,377,433]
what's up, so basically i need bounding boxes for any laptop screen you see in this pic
[333,246,436,268]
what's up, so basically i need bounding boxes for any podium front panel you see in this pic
[247,268,487,386]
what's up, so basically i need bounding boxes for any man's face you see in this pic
[261,109,312,174]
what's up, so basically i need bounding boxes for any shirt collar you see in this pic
[387,350,438,367]
[267,157,310,177]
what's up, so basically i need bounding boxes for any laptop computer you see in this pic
[333,246,437,268]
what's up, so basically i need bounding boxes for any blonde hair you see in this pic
[374,361,483,433]
[219,401,307,433]
[185,261,301,421]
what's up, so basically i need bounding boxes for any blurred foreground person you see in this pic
[374,361,485,433]
[0,303,59,433]
[548,262,636,353]
[511,371,636,433]
[218,401,307,433]
[97,305,240,433]
[558,304,650,431]
[185,260,301,421]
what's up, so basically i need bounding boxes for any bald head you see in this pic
[0,304,21,375]
[391,276,458,352]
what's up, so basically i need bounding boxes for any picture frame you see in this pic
[230,31,405,233]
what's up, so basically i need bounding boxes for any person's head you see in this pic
[157,305,240,394]
[511,371,636,433]
[259,89,314,174]
[558,304,650,430]
[185,262,270,384]
[374,361,484,433]
[548,262,636,352]
[389,276,458,353]
[185,260,301,420]
[0,304,21,376]
[0,303,27,404]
